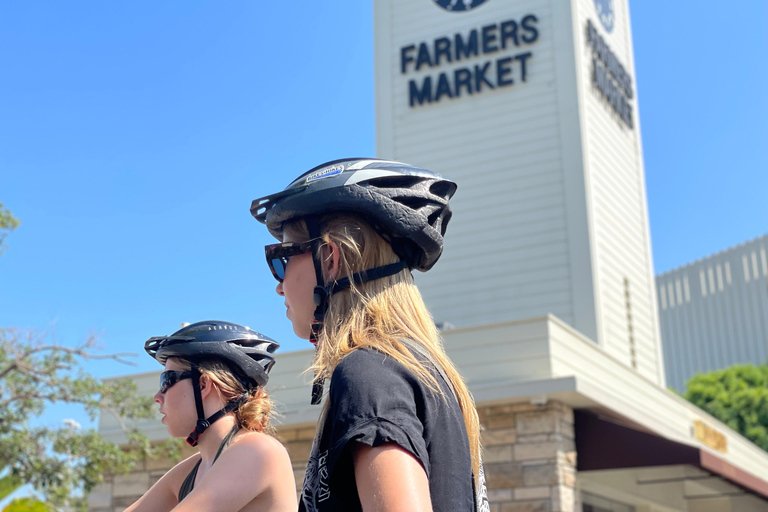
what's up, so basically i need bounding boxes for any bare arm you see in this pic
[353,442,433,512]
[124,454,199,512]
[171,433,296,512]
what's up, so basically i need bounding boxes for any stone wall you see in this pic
[480,401,577,512]
[89,401,577,511]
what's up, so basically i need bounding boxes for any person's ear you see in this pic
[198,373,213,400]
[323,240,341,281]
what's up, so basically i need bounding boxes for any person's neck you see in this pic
[195,414,237,463]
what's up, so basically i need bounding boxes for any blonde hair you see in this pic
[171,357,273,434]
[285,213,482,479]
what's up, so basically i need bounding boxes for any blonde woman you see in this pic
[125,321,297,512]
[252,159,488,512]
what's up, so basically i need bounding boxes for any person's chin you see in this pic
[294,327,312,341]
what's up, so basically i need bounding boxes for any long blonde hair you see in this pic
[171,357,273,434]
[285,213,481,479]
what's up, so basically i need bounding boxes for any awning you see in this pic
[575,410,768,501]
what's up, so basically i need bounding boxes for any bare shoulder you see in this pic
[188,429,296,509]
[230,430,291,462]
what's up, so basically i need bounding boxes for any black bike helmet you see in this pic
[145,320,279,445]
[145,320,278,388]
[250,158,457,272]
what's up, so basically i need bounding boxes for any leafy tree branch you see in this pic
[683,364,768,452]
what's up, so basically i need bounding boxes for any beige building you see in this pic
[92,0,768,511]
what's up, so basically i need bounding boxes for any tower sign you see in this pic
[375,0,664,385]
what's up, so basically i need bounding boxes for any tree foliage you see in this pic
[0,202,20,255]
[0,329,181,511]
[683,364,768,452]
[0,204,180,510]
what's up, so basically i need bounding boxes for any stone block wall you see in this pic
[479,401,578,512]
[89,401,578,511]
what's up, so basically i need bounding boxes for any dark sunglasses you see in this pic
[159,370,193,394]
[264,240,316,283]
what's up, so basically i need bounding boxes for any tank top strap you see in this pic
[213,424,240,463]
[177,424,241,502]
[178,458,202,502]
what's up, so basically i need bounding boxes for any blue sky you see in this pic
[1,0,766,419]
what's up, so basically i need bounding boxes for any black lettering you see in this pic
[593,58,633,128]
[516,52,532,82]
[400,45,415,74]
[409,77,433,107]
[454,67,473,96]
[521,14,539,43]
[416,42,433,71]
[482,24,499,53]
[500,20,519,48]
[496,56,514,87]
[608,53,620,86]
[455,30,479,61]
[593,58,607,93]
[474,62,495,92]
[435,72,453,101]
[434,37,452,66]
[587,20,596,49]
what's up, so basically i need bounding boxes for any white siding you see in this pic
[377,0,576,334]
[375,0,663,385]
[574,0,662,384]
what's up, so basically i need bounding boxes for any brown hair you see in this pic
[170,357,273,434]
[284,213,482,480]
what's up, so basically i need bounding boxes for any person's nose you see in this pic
[276,281,284,296]
[154,390,163,404]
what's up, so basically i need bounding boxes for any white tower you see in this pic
[375,0,665,385]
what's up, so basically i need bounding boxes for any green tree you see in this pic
[683,364,768,452]
[0,205,179,511]
[0,202,20,255]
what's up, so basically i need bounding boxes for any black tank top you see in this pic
[178,425,240,502]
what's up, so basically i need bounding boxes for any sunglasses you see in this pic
[265,240,316,282]
[159,370,193,394]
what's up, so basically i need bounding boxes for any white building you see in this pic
[657,233,768,392]
[94,1,768,511]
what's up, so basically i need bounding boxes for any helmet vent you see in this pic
[360,176,424,189]
[393,196,432,212]
[429,180,455,199]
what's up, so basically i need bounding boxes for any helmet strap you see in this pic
[185,363,248,446]
[306,218,328,406]
[306,217,328,338]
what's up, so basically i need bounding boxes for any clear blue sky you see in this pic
[1,1,766,405]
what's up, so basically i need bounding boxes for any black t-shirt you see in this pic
[299,347,480,512]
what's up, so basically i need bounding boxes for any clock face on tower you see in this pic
[594,0,615,33]
[433,0,489,12]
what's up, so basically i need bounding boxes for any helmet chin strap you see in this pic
[304,218,408,405]
[306,218,328,406]
[186,363,248,447]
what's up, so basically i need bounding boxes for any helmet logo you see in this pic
[306,164,345,184]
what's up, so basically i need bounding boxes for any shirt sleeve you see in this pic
[323,349,431,479]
